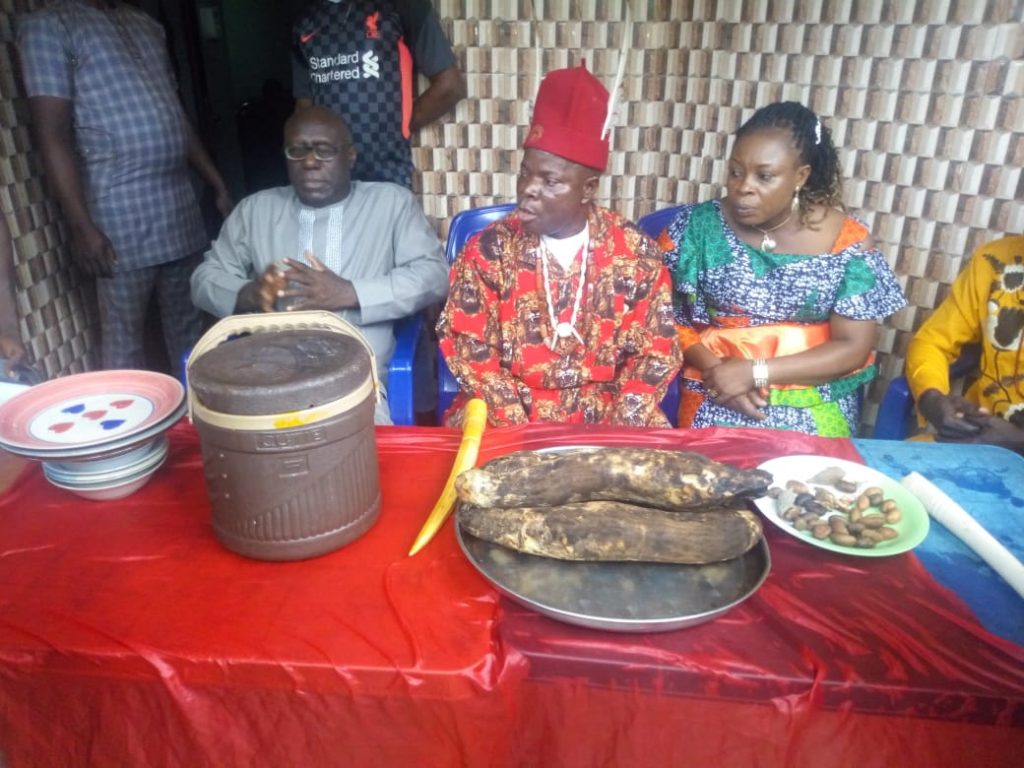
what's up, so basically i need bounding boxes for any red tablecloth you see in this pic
[0,423,1021,767]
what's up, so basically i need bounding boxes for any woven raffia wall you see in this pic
[419,0,1024,431]
[1,0,99,378]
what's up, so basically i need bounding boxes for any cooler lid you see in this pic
[189,330,372,416]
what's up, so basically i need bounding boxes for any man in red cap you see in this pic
[437,65,682,427]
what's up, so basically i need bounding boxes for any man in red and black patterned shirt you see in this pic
[437,66,682,427]
[292,0,464,189]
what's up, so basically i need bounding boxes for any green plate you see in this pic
[752,455,929,557]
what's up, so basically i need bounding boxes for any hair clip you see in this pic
[814,118,822,145]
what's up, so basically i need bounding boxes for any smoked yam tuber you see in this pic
[458,500,764,565]
[457,447,772,510]
[477,450,547,475]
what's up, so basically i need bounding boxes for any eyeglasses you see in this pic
[284,143,344,161]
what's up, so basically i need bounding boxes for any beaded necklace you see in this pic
[538,230,591,351]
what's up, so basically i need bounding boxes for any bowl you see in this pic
[43,451,167,501]
[43,437,167,483]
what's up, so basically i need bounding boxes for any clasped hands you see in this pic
[253,252,358,313]
[702,356,768,421]
[918,389,1023,449]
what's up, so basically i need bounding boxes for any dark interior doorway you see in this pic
[125,1,311,375]
[136,0,311,200]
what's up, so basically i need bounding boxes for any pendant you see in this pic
[760,233,776,252]
[555,322,575,338]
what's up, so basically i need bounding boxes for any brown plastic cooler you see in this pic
[187,311,381,561]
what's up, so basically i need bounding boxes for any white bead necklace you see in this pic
[538,229,591,351]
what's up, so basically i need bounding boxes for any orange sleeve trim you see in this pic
[831,218,869,254]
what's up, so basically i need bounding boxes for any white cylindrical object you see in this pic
[901,471,1024,600]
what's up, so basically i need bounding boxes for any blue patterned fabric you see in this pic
[664,200,907,327]
[18,0,207,272]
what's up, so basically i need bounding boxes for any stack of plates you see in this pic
[42,437,170,501]
[0,370,186,500]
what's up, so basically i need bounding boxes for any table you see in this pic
[0,423,1021,767]
[854,438,1024,645]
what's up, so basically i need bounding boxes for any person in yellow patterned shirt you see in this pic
[905,235,1024,453]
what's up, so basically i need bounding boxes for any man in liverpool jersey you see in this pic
[292,0,465,188]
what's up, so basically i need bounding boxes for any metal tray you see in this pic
[455,509,771,633]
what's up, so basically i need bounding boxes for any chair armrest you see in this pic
[436,352,459,426]
[387,313,423,426]
[874,344,982,440]
[873,376,914,440]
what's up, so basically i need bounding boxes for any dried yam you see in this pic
[457,447,772,510]
[459,499,763,564]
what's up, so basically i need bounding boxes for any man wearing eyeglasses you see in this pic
[190,106,448,423]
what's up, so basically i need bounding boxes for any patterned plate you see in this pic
[0,404,185,461]
[0,370,184,452]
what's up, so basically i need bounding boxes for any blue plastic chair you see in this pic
[638,205,685,424]
[445,203,518,266]
[636,205,684,240]
[437,204,517,422]
[385,312,424,425]
[438,202,683,426]
[872,345,981,440]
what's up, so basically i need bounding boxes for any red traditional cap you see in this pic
[523,65,610,171]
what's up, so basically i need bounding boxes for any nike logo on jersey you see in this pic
[300,27,321,45]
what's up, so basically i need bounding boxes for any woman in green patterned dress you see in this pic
[659,102,906,436]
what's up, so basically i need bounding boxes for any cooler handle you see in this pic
[186,310,380,423]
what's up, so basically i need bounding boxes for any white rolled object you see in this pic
[901,471,1024,601]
